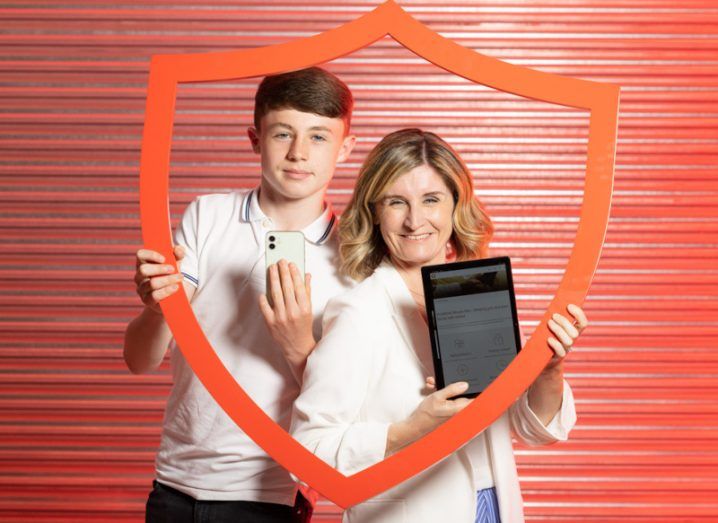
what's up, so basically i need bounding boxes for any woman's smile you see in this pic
[400,232,433,241]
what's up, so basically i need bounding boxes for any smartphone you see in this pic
[265,231,306,304]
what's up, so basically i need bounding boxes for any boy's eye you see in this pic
[273,132,291,139]
[311,134,328,142]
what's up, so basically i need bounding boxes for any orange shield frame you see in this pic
[139,0,619,509]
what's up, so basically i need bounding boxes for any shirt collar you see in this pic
[240,188,267,224]
[240,188,337,245]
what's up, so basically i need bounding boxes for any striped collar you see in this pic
[239,189,337,246]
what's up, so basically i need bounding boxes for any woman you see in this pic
[290,129,586,523]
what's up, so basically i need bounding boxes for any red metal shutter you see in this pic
[1,1,716,521]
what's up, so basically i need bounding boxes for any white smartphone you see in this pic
[265,231,306,303]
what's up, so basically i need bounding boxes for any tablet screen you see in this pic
[421,257,521,398]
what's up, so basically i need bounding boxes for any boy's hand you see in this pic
[259,259,316,375]
[134,245,186,314]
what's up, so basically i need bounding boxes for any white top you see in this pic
[155,189,354,503]
[292,261,576,522]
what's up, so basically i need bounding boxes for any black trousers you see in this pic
[146,480,313,523]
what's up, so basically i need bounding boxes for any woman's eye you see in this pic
[424,197,439,204]
[388,199,406,207]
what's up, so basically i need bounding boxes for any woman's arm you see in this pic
[527,304,588,423]
[512,304,587,443]
[291,300,392,476]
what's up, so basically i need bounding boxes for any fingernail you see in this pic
[459,381,469,390]
[552,313,560,320]
[170,284,178,291]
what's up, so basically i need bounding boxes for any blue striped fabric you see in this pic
[244,190,253,221]
[181,272,199,286]
[317,214,336,245]
[475,487,501,523]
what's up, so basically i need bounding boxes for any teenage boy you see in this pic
[124,67,356,522]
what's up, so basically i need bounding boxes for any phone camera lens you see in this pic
[268,235,276,242]
[269,244,275,250]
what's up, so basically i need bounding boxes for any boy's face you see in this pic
[248,108,355,203]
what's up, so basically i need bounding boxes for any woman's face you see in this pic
[375,163,455,271]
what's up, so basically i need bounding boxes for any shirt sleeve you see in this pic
[173,197,200,287]
[509,380,576,445]
[290,297,391,476]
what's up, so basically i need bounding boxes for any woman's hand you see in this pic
[528,303,588,424]
[386,381,472,456]
[544,303,588,369]
[258,259,316,383]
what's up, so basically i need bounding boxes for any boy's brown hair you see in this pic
[254,67,353,133]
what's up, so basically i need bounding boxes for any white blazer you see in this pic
[292,262,576,523]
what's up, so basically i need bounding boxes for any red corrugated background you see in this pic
[1,1,717,521]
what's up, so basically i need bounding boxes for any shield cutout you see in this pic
[139,0,619,510]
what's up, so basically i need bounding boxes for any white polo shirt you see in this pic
[155,188,353,504]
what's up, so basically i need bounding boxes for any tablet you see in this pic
[421,257,522,398]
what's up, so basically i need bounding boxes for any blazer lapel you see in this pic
[374,262,434,375]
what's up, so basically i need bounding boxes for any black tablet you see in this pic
[421,257,522,398]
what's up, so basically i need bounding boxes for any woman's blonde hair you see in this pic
[340,128,494,281]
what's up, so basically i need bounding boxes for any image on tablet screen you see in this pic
[430,263,518,393]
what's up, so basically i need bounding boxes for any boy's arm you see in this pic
[123,246,196,374]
